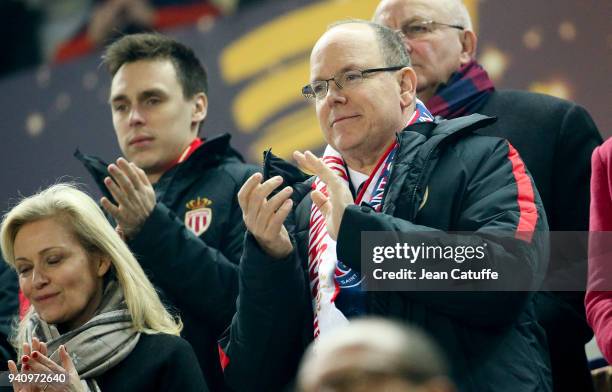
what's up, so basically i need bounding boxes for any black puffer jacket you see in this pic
[475,90,601,392]
[222,114,551,392]
[77,133,258,391]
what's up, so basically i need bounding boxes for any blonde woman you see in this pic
[1,184,207,391]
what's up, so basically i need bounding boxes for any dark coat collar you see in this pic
[75,133,243,202]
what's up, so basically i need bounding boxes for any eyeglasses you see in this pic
[399,20,464,39]
[302,66,405,100]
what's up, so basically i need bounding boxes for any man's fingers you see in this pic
[266,186,293,212]
[305,151,341,186]
[108,163,136,195]
[295,150,342,188]
[264,199,293,237]
[103,176,129,207]
[100,197,120,218]
[238,173,294,254]
[251,176,284,205]
[245,176,285,229]
[116,158,141,189]
[297,151,355,210]
[237,173,263,212]
[239,175,283,223]
[294,150,322,174]
[133,163,150,185]
[311,190,332,216]
[258,186,293,231]
[293,151,313,173]
[293,151,316,174]
[115,225,126,241]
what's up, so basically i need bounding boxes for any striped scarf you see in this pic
[426,59,495,118]
[308,99,433,339]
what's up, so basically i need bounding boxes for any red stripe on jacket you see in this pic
[19,290,29,319]
[218,343,230,370]
[506,142,538,242]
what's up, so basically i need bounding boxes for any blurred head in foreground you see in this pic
[297,318,455,392]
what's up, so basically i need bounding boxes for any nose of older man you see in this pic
[402,38,414,54]
[325,82,348,106]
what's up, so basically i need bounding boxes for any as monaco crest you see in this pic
[184,197,213,236]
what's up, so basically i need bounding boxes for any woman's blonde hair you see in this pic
[0,184,182,350]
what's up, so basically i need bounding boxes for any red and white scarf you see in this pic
[308,99,433,338]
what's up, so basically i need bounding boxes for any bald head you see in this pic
[311,22,382,69]
[308,21,417,173]
[374,0,472,31]
[325,20,411,68]
[297,318,455,392]
[372,0,477,102]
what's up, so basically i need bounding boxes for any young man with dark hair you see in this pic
[76,33,256,391]
[103,32,209,102]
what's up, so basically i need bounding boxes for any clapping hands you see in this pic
[7,338,84,392]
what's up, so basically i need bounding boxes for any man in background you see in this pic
[374,1,602,391]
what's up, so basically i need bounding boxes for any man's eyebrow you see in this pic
[400,17,426,27]
[109,94,128,104]
[311,65,362,82]
[109,89,168,104]
[138,89,168,100]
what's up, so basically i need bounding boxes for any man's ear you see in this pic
[192,93,208,128]
[459,30,477,65]
[399,67,417,109]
